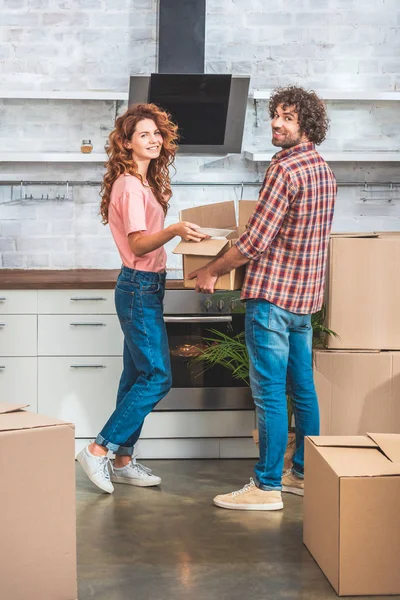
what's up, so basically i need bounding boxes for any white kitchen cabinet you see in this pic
[38,314,123,356]
[0,285,254,458]
[38,356,122,436]
[37,290,115,314]
[0,357,38,412]
[0,315,37,357]
[0,290,37,314]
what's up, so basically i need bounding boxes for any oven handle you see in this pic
[163,316,232,323]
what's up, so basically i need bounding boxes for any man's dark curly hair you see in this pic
[269,86,329,145]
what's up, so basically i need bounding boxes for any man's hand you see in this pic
[188,267,218,294]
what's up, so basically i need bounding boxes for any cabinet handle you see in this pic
[70,297,107,301]
[164,316,232,323]
[70,322,106,327]
[0,297,6,301]
[0,366,5,369]
[70,364,106,369]
[0,323,6,328]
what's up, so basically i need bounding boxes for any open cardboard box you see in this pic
[0,403,77,600]
[303,433,400,596]
[326,232,400,350]
[173,200,257,290]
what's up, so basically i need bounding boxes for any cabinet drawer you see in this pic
[38,290,115,314]
[141,411,255,438]
[38,314,123,356]
[0,290,37,314]
[38,357,122,436]
[0,358,38,412]
[0,315,37,356]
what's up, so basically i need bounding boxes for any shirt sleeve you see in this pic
[236,164,295,261]
[119,176,147,236]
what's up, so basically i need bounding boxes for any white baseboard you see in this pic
[75,437,258,459]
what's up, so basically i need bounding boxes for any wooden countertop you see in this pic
[0,270,185,290]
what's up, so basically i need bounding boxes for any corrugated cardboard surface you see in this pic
[326,234,400,350]
[314,350,400,435]
[0,407,77,600]
[174,200,257,290]
[303,438,340,593]
[339,476,400,596]
[303,435,400,596]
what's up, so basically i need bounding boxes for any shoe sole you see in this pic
[110,476,161,487]
[213,499,284,511]
[282,485,304,496]
[76,454,114,494]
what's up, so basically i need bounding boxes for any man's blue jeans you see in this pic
[245,299,319,490]
[95,267,172,455]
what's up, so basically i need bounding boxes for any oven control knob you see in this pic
[203,299,213,311]
[216,299,225,311]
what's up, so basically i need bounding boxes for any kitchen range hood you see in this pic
[128,0,250,154]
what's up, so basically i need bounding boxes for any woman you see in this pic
[77,103,207,493]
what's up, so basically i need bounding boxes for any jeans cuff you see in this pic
[255,479,282,492]
[292,467,304,479]
[95,434,121,453]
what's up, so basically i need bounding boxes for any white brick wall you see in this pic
[0,0,399,271]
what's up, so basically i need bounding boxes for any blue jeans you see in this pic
[95,267,172,455]
[245,300,319,490]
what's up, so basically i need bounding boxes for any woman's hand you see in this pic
[169,222,210,242]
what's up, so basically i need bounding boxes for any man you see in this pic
[189,86,337,511]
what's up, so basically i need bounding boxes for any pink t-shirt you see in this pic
[108,174,167,272]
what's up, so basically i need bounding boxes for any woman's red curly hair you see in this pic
[100,103,179,224]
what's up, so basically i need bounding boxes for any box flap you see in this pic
[0,403,29,415]
[367,433,400,463]
[308,435,378,448]
[0,409,73,433]
[180,201,236,229]
[318,446,400,477]
[173,238,229,257]
[238,200,257,228]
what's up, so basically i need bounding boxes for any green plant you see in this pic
[193,306,337,431]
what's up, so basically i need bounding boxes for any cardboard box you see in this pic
[326,232,400,350]
[304,433,400,596]
[0,403,77,600]
[173,200,257,290]
[314,349,400,435]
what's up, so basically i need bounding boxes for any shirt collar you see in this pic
[272,141,316,162]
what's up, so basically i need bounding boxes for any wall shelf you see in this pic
[251,90,400,101]
[244,151,400,162]
[0,91,128,100]
[0,152,108,163]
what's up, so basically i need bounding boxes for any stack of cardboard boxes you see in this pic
[314,232,400,435]
[305,233,400,596]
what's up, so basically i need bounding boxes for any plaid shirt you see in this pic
[236,142,336,314]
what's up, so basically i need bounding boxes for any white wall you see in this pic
[0,0,399,272]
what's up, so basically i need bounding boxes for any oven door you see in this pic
[157,314,254,411]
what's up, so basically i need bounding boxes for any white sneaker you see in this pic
[110,457,161,487]
[76,446,114,494]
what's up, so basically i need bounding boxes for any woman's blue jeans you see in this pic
[245,299,320,490]
[95,267,172,456]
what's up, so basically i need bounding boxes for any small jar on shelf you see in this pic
[80,139,93,154]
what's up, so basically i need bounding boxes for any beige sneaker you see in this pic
[281,469,304,496]
[213,478,283,511]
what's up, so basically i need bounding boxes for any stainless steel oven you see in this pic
[155,289,254,411]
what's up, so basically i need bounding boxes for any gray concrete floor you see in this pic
[76,460,399,600]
